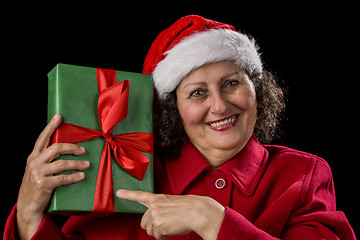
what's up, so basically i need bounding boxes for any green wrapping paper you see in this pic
[47,63,153,215]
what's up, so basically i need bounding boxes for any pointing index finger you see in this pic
[116,189,156,208]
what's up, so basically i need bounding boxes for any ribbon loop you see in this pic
[98,80,129,134]
[96,68,117,94]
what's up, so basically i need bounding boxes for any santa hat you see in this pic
[143,15,263,99]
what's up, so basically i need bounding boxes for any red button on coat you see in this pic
[215,178,227,190]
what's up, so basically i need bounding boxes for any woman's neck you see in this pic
[193,142,246,168]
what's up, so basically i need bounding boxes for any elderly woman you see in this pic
[4,15,356,240]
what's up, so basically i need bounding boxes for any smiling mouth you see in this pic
[207,115,238,128]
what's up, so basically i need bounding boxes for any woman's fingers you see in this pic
[16,114,90,240]
[38,143,86,164]
[48,171,86,189]
[116,189,157,207]
[116,190,225,239]
[43,159,90,176]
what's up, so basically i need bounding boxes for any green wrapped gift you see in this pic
[47,63,153,216]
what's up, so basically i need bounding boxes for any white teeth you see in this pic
[209,116,236,128]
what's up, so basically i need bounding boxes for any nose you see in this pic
[209,91,227,115]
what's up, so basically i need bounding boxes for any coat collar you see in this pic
[165,135,268,196]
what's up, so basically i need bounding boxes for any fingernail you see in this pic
[80,146,86,152]
[79,172,85,179]
[116,190,125,198]
[52,113,59,121]
[83,161,90,167]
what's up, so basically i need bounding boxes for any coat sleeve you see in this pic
[217,158,356,240]
[281,158,356,239]
[217,207,279,239]
[3,203,68,240]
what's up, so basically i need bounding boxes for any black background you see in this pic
[2,3,359,237]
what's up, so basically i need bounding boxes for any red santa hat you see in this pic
[143,15,263,99]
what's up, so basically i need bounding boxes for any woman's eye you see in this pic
[190,89,205,98]
[225,80,239,87]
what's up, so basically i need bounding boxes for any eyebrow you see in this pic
[220,71,241,80]
[182,81,207,90]
[182,72,241,90]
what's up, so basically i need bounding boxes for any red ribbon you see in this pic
[51,68,153,213]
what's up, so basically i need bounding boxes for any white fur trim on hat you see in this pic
[153,28,263,99]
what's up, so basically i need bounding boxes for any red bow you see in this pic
[51,68,153,213]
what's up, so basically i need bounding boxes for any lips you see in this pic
[207,114,239,131]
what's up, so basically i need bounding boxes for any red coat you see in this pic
[4,135,356,239]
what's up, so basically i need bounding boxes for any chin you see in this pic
[211,135,248,151]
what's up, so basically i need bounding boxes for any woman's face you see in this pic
[176,61,257,166]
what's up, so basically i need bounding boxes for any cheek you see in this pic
[233,87,257,113]
[177,101,207,128]
[245,92,257,112]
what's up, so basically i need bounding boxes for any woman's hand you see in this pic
[16,114,90,240]
[116,190,225,240]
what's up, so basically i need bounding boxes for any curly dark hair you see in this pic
[154,69,285,156]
